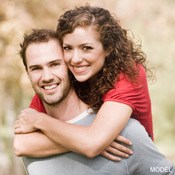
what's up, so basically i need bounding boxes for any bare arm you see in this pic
[14,101,132,158]
[14,131,132,161]
[14,131,68,157]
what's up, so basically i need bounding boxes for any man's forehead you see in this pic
[26,40,64,67]
[26,40,62,56]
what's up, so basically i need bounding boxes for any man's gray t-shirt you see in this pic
[23,110,175,175]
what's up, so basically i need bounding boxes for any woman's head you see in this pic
[57,4,120,52]
[57,4,147,111]
[57,5,113,82]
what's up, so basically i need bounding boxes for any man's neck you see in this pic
[43,89,88,122]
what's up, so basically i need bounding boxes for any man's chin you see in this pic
[37,94,62,106]
[42,99,61,106]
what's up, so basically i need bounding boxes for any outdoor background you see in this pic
[0,0,175,174]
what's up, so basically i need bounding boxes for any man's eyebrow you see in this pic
[49,59,63,63]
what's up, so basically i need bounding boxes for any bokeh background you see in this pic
[0,0,175,174]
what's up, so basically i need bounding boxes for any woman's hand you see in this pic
[100,135,133,161]
[14,108,45,134]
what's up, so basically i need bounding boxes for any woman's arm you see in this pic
[14,131,68,157]
[14,101,132,158]
[14,131,132,160]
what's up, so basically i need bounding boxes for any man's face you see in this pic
[26,39,71,105]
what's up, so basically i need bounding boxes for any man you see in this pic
[14,29,175,175]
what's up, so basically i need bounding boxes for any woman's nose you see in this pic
[71,50,83,63]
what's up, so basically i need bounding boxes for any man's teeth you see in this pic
[44,84,57,90]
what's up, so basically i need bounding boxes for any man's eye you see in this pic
[51,63,60,67]
[31,67,41,71]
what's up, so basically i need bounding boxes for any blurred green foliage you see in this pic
[0,0,174,174]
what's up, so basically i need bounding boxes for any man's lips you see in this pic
[42,84,58,90]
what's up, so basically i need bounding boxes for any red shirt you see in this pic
[103,65,153,140]
[30,94,46,113]
[30,65,153,140]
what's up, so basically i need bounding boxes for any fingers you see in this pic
[17,110,25,119]
[14,120,19,129]
[14,127,21,134]
[99,135,133,160]
[111,141,133,155]
[13,108,36,134]
[13,120,21,134]
[100,150,121,161]
[18,108,35,117]
[106,144,132,158]
[20,108,33,112]
[115,135,132,145]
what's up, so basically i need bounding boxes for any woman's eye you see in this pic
[63,46,71,51]
[83,46,93,51]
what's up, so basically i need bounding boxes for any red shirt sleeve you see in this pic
[29,94,46,113]
[103,65,154,140]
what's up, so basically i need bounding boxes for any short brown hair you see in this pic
[20,29,59,69]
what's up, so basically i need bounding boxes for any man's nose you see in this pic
[41,68,54,82]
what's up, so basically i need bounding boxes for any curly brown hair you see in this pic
[56,4,151,111]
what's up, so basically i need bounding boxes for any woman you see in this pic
[56,4,153,140]
[15,4,154,157]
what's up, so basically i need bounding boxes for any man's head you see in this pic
[20,29,59,70]
[20,29,71,106]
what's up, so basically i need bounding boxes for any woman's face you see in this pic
[63,26,107,82]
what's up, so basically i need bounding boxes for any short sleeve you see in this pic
[102,65,153,140]
[103,65,151,116]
